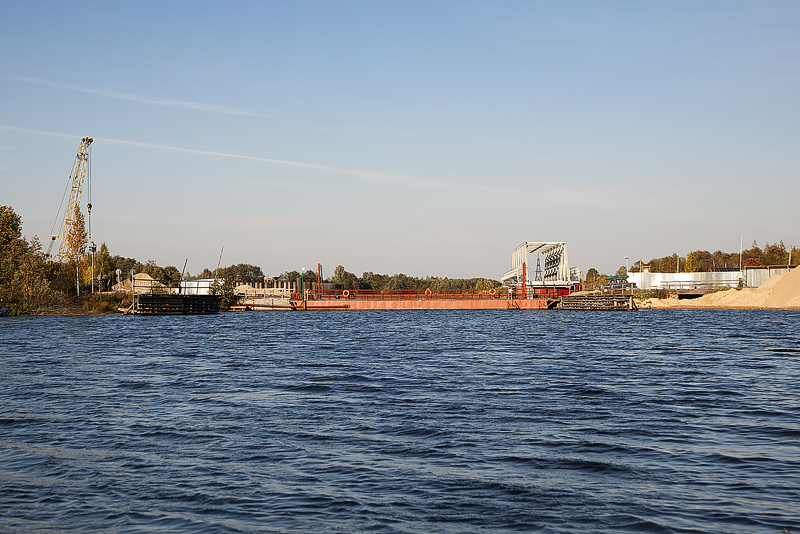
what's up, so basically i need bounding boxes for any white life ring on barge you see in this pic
[343,290,350,298]
[425,288,432,296]
[489,288,496,296]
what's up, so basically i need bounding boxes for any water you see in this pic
[1,310,799,533]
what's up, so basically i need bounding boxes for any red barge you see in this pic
[289,287,564,311]
[288,242,582,311]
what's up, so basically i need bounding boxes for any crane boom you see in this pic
[49,137,92,263]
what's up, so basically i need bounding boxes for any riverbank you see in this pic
[4,293,128,316]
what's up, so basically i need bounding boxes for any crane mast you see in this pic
[49,137,93,263]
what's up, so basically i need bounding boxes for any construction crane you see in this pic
[47,137,93,263]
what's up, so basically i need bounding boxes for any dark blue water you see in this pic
[1,310,799,533]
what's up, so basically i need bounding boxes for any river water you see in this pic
[1,310,798,533]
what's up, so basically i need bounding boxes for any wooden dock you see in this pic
[135,295,221,315]
[559,294,637,311]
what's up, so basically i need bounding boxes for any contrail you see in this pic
[5,76,262,117]
[0,124,580,201]
[0,125,421,184]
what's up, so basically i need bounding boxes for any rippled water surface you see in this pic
[1,310,799,533]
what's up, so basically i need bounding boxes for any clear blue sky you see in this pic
[2,1,798,278]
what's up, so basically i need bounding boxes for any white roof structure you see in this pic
[501,241,580,287]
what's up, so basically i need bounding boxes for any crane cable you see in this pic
[87,143,92,243]
[48,158,77,256]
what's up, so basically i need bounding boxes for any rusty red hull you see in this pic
[290,298,555,310]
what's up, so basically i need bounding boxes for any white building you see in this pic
[179,279,218,295]
[627,266,795,289]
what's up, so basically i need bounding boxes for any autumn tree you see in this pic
[63,205,88,292]
[684,252,697,273]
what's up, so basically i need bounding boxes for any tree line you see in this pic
[4,204,504,314]
[7,202,794,313]
[628,241,798,274]
[303,265,501,291]
[0,205,267,315]
[1,205,62,314]
[582,240,798,290]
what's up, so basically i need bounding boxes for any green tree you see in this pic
[763,241,788,266]
[360,271,388,290]
[111,255,138,278]
[164,266,181,280]
[95,243,114,276]
[210,277,237,311]
[0,205,27,284]
[187,268,215,280]
[331,265,347,285]
[279,270,301,288]
[585,268,600,287]
[330,266,359,289]
[339,271,360,290]
[0,206,60,313]
[221,263,265,285]
[140,259,165,281]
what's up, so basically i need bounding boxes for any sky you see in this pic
[1,1,798,279]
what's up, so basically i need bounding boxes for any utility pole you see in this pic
[90,241,96,293]
[739,234,744,286]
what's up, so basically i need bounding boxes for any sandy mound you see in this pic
[765,266,800,308]
[640,268,800,309]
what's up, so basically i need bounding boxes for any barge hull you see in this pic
[290,298,555,310]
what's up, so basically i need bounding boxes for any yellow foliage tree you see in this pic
[684,252,697,273]
[64,205,88,291]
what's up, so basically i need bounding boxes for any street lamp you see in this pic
[90,241,97,293]
[301,268,306,300]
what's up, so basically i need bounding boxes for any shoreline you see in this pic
[7,304,800,316]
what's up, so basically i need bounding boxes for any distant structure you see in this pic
[180,279,218,295]
[626,265,795,289]
[501,242,581,294]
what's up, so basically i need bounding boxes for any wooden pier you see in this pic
[559,294,637,311]
[135,295,221,315]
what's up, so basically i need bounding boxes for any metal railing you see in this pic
[289,287,565,301]
[657,280,740,290]
[127,278,219,295]
[236,287,292,298]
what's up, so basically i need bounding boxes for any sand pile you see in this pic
[641,267,800,309]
